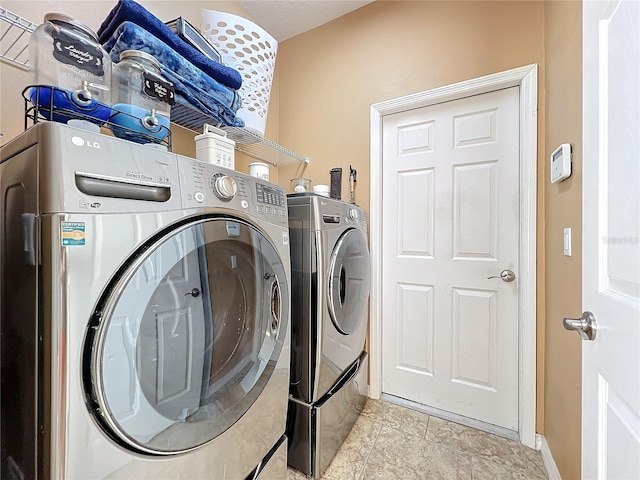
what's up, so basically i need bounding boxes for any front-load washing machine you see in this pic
[286,194,371,478]
[0,122,290,479]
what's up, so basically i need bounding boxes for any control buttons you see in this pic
[241,200,248,209]
[211,174,237,201]
[194,192,205,203]
[348,208,359,221]
[255,183,284,207]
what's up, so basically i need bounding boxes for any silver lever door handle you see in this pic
[487,269,516,282]
[563,311,597,341]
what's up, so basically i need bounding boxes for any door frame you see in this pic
[368,64,538,448]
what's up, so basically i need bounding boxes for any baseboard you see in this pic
[538,434,562,480]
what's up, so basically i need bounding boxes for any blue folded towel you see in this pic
[98,0,242,90]
[103,21,244,128]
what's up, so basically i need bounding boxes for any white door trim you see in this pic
[369,64,538,448]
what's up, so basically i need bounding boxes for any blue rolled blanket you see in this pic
[103,21,244,128]
[97,0,242,90]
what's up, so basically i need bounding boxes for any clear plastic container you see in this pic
[290,178,311,193]
[110,50,173,144]
[29,13,112,124]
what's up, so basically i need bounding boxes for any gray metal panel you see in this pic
[253,435,287,480]
[287,202,318,403]
[315,352,367,477]
[0,143,42,480]
[286,352,367,479]
[39,214,68,480]
[286,398,313,475]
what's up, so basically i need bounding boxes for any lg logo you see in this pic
[71,136,101,149]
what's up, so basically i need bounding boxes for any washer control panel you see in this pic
[177,157,288,226]
[210,174,237,200]
[254,183,287,217]
[256,183,285,206]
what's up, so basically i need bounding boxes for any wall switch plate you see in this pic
[564,228,572,256]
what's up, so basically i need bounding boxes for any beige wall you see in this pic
[543,1,583,478]
[275,0,545,208]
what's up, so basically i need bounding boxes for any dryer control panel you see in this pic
[317,197,367,232]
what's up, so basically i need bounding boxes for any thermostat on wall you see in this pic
[550,143,572,183]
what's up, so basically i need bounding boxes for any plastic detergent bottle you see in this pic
[110,50,174,144]
[29,13,112,125]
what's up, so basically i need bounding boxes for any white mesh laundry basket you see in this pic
[201,10,277,136]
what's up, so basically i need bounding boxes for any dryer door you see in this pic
[327,228,371,335]
[84,216,288,455]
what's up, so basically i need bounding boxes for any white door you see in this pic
[581,1,640,478]
[381,87,520,430]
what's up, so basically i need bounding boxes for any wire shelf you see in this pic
[170,103,310,167]
[0,7,36,71]
[224,127,310,166]
[24,85,172,150]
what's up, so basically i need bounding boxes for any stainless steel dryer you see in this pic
[0,122,290,480]
[286,194,370,478]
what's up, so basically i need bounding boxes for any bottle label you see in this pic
[51,30,104,77]
[143,72,176,106]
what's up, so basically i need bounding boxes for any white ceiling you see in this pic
[237,0,375,42]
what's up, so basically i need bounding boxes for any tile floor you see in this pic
[287,398,548,480]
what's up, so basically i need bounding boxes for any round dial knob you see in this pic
[211,174,237,200]
[348,208,359,220]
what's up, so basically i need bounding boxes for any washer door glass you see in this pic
[327,228,371,335]
[85,217,288,455]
